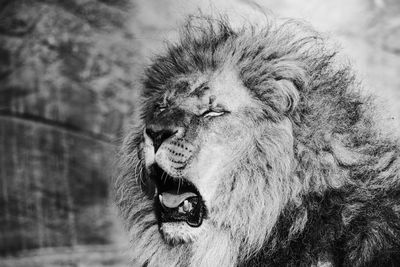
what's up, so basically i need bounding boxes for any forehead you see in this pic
[166,69,256,112]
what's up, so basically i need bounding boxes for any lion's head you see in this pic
[115,16,360,266]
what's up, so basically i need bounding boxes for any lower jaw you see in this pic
[160,221,204,244]
[155,196,206,228]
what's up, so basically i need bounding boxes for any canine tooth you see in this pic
[183,200,190,212]
[159,194,163,203]
[178,206,184,213]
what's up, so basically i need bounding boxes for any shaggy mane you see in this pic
[115,15,400,267]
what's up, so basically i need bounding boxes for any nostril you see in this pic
[145,127,177,152]
[145,128,157,141]
[159,130,176,142]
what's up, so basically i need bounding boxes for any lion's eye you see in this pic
[158,104,167,112]
[202,110,226,118]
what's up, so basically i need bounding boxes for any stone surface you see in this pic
[0,0,137,257]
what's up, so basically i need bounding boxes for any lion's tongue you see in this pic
[160,192,197,209]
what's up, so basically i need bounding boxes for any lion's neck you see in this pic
[190,229,240,266]
[129,214,240,267]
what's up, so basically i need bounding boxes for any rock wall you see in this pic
[0,0,138,255]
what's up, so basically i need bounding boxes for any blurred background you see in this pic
[0,0,399,266]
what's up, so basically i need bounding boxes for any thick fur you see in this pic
[115,16,400,267]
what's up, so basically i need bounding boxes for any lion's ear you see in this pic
[275,79,300,114]
[271,59,308,114]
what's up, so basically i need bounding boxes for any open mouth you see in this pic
[149,164,207,227]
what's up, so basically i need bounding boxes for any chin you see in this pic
[160,221,205,244]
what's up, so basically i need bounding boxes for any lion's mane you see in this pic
[115,16,400,267]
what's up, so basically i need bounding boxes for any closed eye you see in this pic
[201,110,227,118]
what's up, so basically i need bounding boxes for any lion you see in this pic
[114,16,400,266]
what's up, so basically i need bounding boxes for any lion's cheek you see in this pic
[154,142,195,178]
[187,143,234,206]
[154,149,182,178]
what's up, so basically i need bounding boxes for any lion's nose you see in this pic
[145,127,177,152]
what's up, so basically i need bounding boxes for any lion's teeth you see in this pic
[154,187,158,197]
[183,200,190,212]
[159,194,163,203]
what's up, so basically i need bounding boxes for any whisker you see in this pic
[177,178,182,194]
[161,171,167,184]
[133,158,142,183]
[138,164,145,185]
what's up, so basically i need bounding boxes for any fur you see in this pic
[115,15,400,267]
